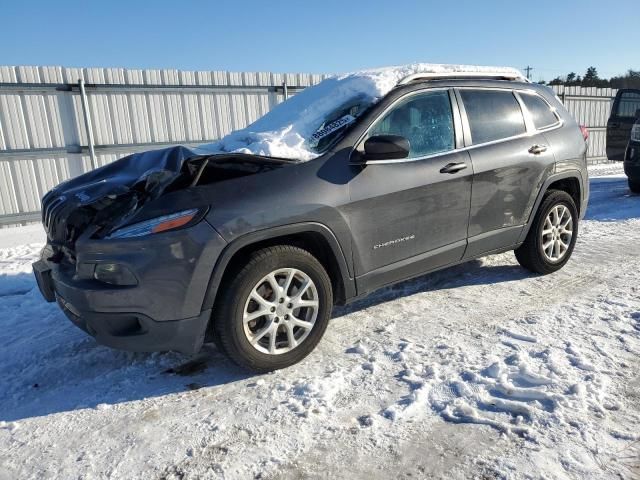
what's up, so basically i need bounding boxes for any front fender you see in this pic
[200,222,356,313]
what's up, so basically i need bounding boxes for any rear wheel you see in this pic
[515,190,578,274]
[629,179,640,193]
[212,245,333,372]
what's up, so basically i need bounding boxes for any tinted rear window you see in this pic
[615,91,640,118]
[460,90,526,144]
[520,92,559,129]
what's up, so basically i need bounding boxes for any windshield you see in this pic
[306,95,372,153]
[197,77,378,161]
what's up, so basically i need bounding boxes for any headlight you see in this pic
[106,208,199,239]
[631,123,640,142]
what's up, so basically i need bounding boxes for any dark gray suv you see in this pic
[33,68,589,371]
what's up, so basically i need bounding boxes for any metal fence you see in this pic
[0,65,616,225]
[550,85,616,163]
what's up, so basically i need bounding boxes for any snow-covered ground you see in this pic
[1,165,638,479]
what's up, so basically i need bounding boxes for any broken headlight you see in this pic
[106,208,200,239]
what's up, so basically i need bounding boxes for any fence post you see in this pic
[78,78,97,170]
[282,80,288,101]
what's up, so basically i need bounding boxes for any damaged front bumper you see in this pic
[31,145,290,354]
[33,219,227,355]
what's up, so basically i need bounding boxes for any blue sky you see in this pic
[1,0,636,81]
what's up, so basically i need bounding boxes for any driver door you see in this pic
[345,89,472,293]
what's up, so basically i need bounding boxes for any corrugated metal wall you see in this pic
[550,85,616,162]
[0,65,328,225]
[0,66,617,225]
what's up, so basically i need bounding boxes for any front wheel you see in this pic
[515,190,578,274]
[629,179,640,194]
[212,245,333,372]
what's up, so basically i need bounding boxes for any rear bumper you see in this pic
[33,220,226,354]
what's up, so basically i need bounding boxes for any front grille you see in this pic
[41,192,82,266]
[42,191,62,234]
[41,192,75,243]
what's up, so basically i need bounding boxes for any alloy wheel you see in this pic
[242,268,319,355]
[540,204,573,262]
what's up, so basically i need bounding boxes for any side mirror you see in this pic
[361,135,410,163]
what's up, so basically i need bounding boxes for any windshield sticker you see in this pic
[311,114,356,142]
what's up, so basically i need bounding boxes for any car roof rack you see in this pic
[397,71,529,85]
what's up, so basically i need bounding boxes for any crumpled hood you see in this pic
[42,145,290,250]
[52,146,203,205]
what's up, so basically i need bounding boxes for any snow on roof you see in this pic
[196,63,525,161]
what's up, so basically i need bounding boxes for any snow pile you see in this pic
[432,334,609,440]
[277,372,349,416]
[197,63,524,161]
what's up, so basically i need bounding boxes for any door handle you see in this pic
[440,162,467,174]
[609,123,620,129]
[528,145,548,155]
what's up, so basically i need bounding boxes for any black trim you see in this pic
[201,222,356,311]
[344,241,521,306]
[355,240,466,296]
[58,295,211,355]
[518,170,584,243]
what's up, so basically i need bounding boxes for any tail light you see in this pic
[579,125,589,141]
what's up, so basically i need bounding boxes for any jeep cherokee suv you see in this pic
[33,66,589,372]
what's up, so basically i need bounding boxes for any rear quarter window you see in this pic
[520,92,560,130]
[459,90,527,144]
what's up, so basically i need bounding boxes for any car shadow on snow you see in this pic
[0,258,532,422]
[333,260,531,318]
[585,176,640,221]
[0,273,254,422]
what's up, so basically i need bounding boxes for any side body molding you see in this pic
[201,222,356,312]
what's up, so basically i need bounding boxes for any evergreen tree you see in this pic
[582,67,610,87]
[537,67,639,88]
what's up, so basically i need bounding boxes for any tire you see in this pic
[212,245,333,372]
[515,190,578,275]
[629,179,640,194]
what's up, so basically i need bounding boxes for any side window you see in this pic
[368,90,455,158]
[614,91,640,118]
[459,90,527,144]
[520,92,560,130]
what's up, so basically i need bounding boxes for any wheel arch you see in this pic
[518,171,584,243]
[201,223,355,315]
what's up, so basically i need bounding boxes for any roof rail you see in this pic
[397,71,529,86]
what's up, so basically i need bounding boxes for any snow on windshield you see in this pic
[196,63,524,161]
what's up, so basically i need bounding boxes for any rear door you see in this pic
[607,89,640,160]
[456,88,556,258]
